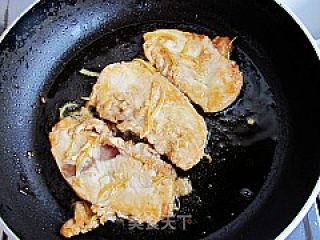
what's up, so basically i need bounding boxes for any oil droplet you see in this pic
[27,151,34,158]
[199,231,207,237]
[40,96,47,104]
[239,188,254,201]
[35,166,42,174]
[217,142,226,149]
[247,117,255,125]
[19,186,29,196]
[195,195,202,204]
[20,174,27,182]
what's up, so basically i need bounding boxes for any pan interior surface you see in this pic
[0,1,319,240]
[39,22,279,240]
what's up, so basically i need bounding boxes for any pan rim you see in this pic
[272,2,320,239]
[0,0,319,239]
[0,217,18,240]
[0,1,41,238]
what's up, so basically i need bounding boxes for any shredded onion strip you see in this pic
[133,58,156,72]
[59,103,79,119]
[203,153,213,163]
[79,68,100,77]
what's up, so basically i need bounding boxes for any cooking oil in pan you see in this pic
[39,22,280,239]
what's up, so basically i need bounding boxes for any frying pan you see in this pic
[0,0,319,239]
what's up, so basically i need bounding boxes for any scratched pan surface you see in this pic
[0,0,320,240]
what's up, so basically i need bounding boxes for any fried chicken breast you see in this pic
[143,29,243,112]
[88,61,207,170]
[49,109,191,237]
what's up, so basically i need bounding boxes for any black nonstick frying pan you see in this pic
[0,0,320,239]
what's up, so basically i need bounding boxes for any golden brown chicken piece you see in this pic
[60,201,99,238]
[88,61,207,170]
[143,29,243,112]
[49,109,192,237]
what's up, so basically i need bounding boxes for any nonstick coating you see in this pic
[0,1,319,240]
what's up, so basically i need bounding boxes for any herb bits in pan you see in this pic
[49,29,242,238]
